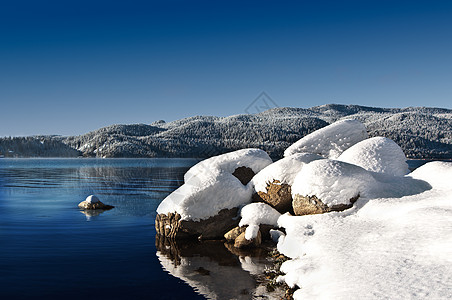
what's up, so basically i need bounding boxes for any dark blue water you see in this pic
[0,158,206,300]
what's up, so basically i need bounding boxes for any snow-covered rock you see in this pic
[184,148,272,185]
[291,159,376,209]
[157,149,272,222]
[338,136,409,176]
[78,195,114,210]
[250,153,323,193]
[276,161,452,300]
[284,119,368,158]
[239,203,281,228]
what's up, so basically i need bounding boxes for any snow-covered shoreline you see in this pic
[156,118,452,299]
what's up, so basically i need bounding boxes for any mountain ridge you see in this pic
[1,104,451,159]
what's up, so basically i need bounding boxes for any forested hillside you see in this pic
[1,104,451,159]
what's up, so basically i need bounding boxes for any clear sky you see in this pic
[1,0,451,136]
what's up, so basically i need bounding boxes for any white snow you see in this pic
[291,159,376,207]
[245,224,260,240]
[84,195,100,204]
[338,136,409,176]
[239,202,281,227]
[185,148,272,183]
[277,161,452,299]
[291,159,431,208]
[284,119,368,159]
[157,149,272,221]
[250,153,323,193]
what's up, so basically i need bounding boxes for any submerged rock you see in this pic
[78,195,114,210]
[155,207,240,240]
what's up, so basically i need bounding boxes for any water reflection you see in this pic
[156,236,276,299]
[79,208,112,220]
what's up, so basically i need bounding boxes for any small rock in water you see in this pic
[78,195,114,210]
[85,195,100,204]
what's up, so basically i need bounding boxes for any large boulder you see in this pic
[284,119,368,158]
[291,160,376,215]
[156,149,272,239]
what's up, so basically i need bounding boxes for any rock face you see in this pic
[78,195,114,210]
[292,194,359,216]
[232,166,255,185]
[155,207,240,240]
[253,180,293,213]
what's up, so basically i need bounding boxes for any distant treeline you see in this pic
[1,104,451,159]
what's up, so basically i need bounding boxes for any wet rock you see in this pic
[78,195,114,210]
[155,207,240,240]
[292,194,359,216]
[253,180,293,213]
[234,229,262,249]
[225,226,246,242]
[232,166,255,185]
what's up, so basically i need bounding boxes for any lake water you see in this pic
[0,158,211,299]
[0,158,434,299]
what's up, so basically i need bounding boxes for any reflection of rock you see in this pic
[155,208,239,240]
[253,180,293,213]
[292,194,359,216]
[156,236,273,299]
[79,209,112,220]
[78,195,114,210]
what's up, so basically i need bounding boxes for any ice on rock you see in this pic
[250,153,323,193]
[284,119,368,159]
[338,136,409,176]
[157,149,272,221]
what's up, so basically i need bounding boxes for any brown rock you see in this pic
[224,226,246,242]
[232,166,255,185]
[155,207,240,240]
[253,180,293,213]
[233,228,262,248]
[78,201,114,210]
[292,194,359,216]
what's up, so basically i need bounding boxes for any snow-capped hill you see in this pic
[1,104,451,159]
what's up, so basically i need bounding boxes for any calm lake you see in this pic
[0,158,432,299]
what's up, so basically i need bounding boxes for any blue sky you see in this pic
[1,0,451,136]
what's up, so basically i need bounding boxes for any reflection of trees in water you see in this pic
[77,166,187,194]
[156,235,276,299]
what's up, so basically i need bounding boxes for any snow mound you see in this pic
[85,195,100,204]
[239,202,281,227]
[291,159,376,207]
[250,153,323,193]
[185,148,272,183]
[284,119,368,158]
[338,136,409,176]
[409,161,452,190]
[277,161,452,299]
[157,149,272,221]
